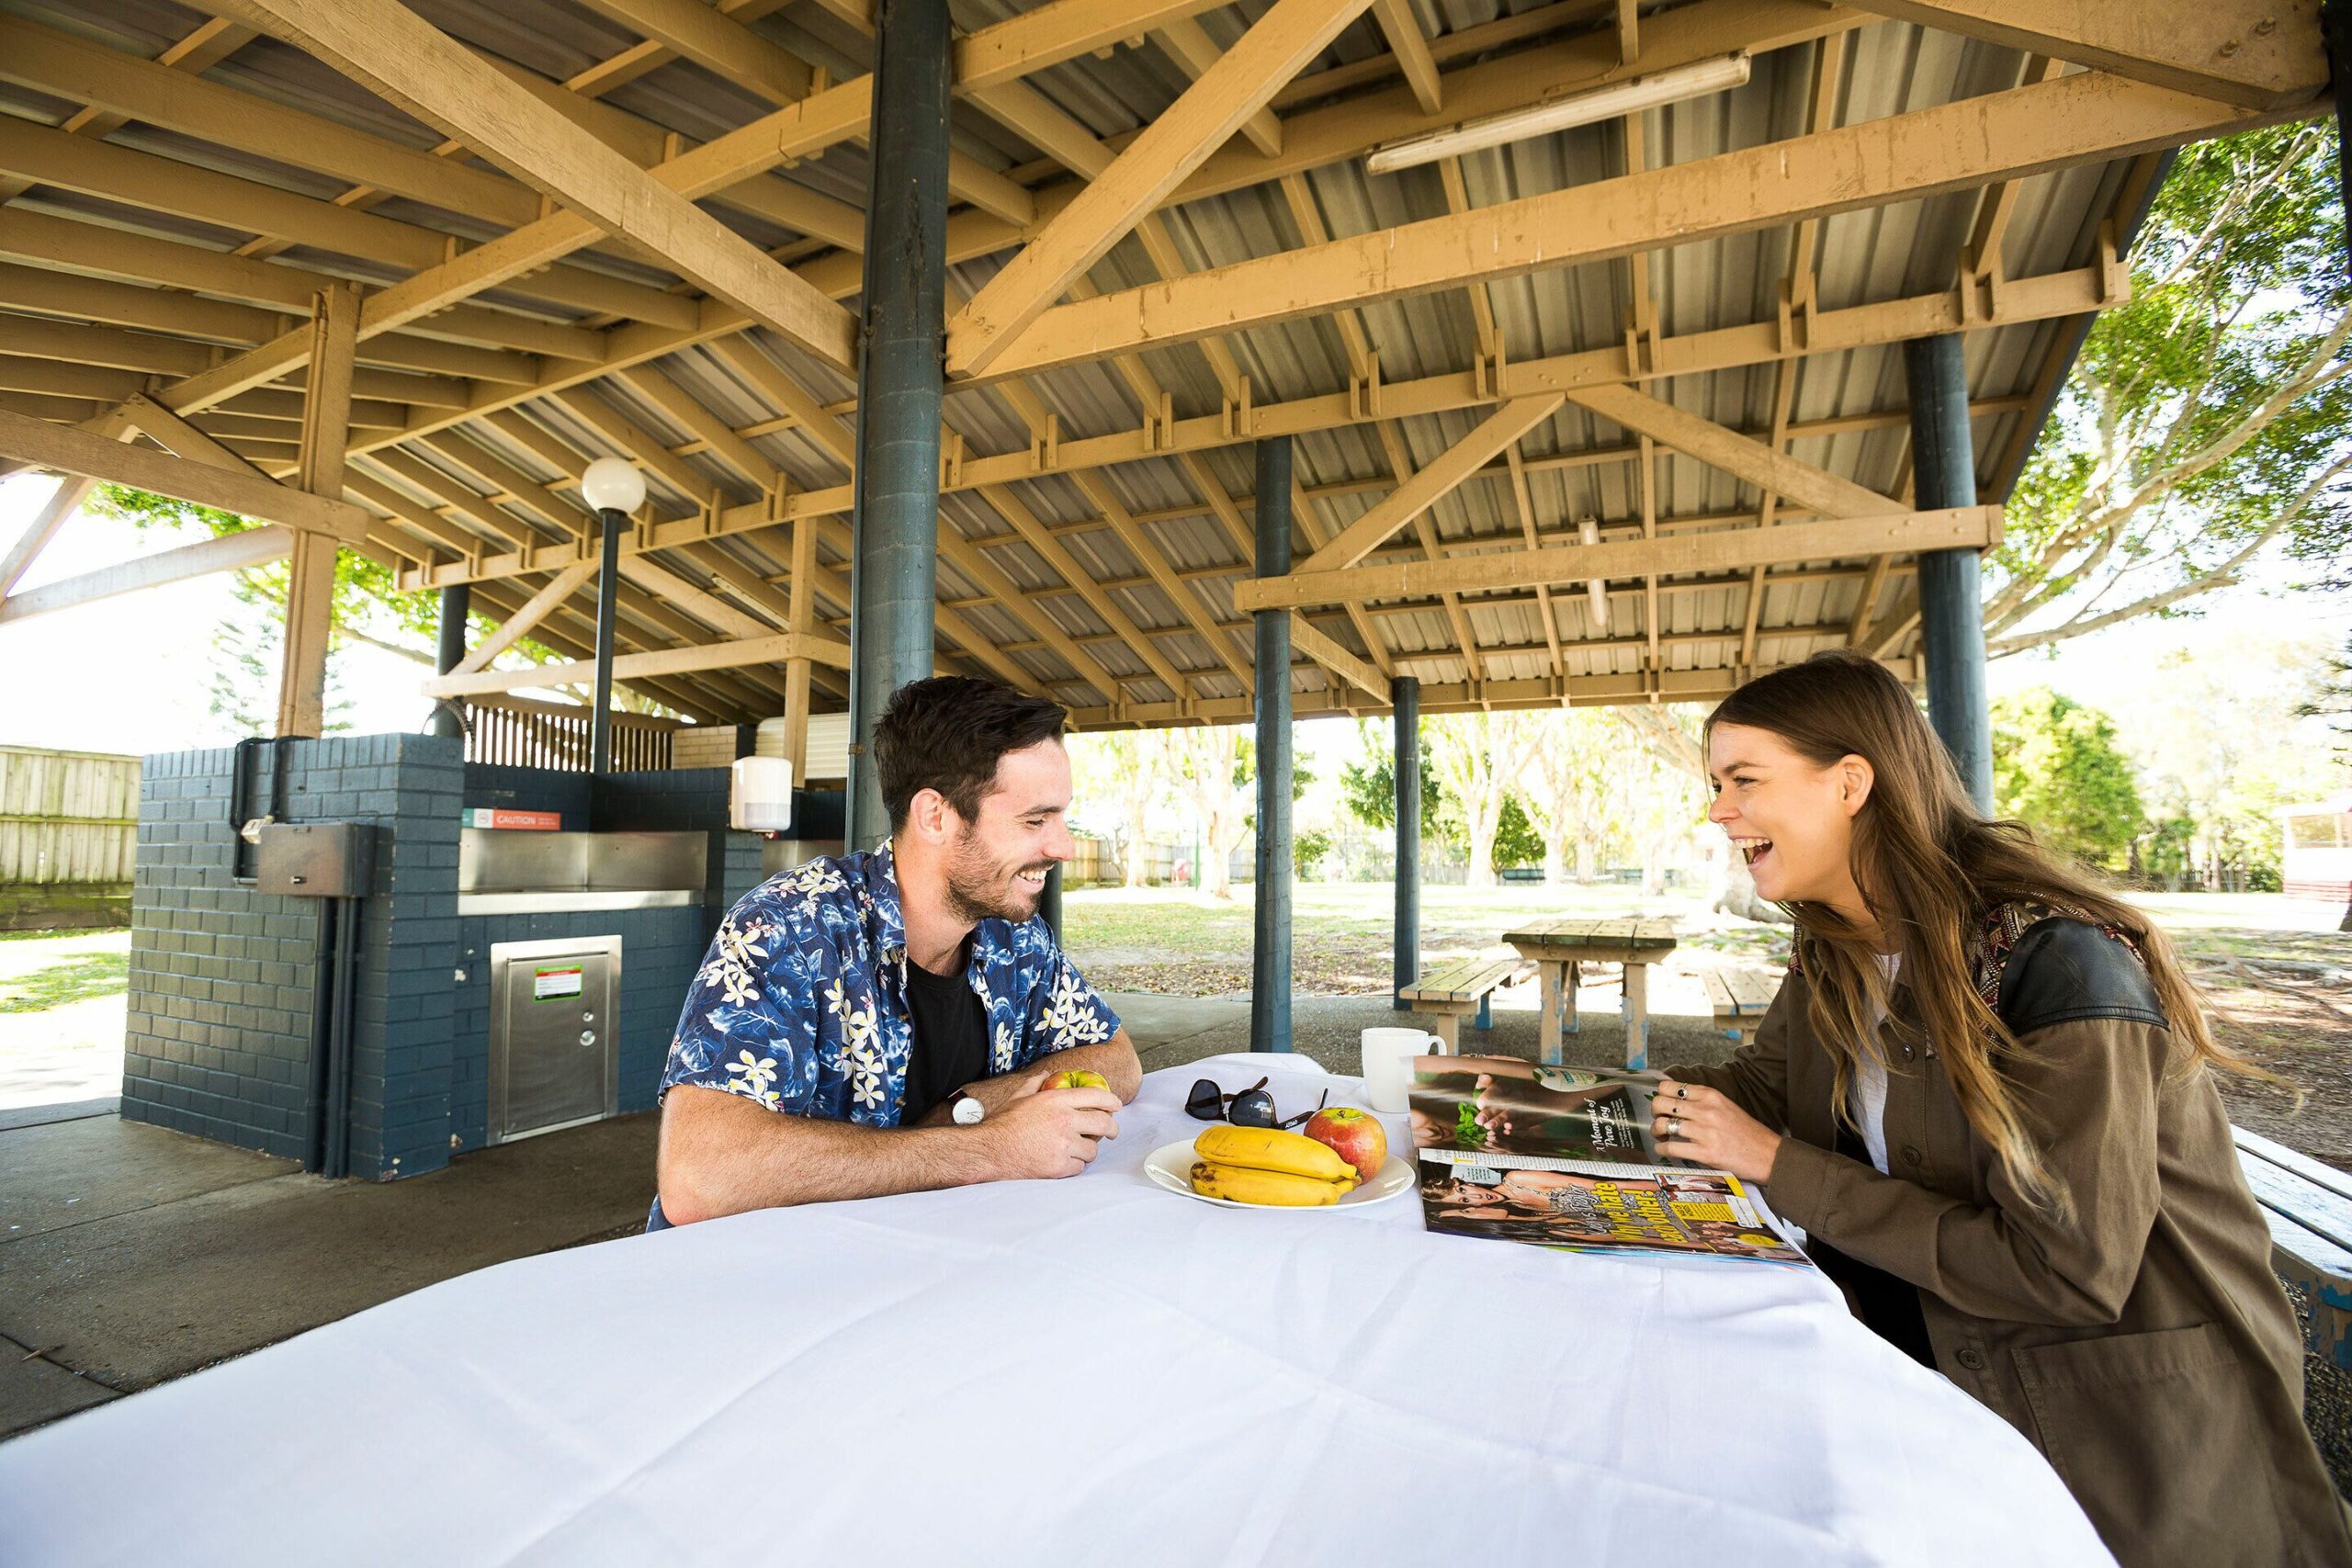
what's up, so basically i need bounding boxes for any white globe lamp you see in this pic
[580,457,646,517]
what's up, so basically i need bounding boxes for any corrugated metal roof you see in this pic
[0,0,2188,725]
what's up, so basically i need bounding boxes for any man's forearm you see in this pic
[659,1088,1004,1223]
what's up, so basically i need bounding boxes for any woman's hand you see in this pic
[1652,1078,1781,1185]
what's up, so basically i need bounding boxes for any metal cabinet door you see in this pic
[490,936,621,1143]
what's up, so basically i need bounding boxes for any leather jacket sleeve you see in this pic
[1763,920,2174,1327]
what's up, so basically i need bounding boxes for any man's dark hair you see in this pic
[872,676,1067,829]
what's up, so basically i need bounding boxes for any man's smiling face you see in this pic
[941,738,1077,924]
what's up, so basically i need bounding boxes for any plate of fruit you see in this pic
[1145,1111,1416,1210]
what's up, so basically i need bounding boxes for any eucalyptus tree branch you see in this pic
[1989,450,2352,656]
[2085,304,2352,533]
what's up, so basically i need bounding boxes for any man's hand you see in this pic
[1652,1077,1781,1183]
[981,1084,1121,1179]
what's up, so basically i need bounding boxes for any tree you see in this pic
[1989,689,2145,867]
[86,485,643,726]
[1068,730,1166,886]
[1340,716,1442,834]
[1987,124,2352,658]
[2106,625,2348,888]
[1165,724,1251,899]
[1423,711,1539,888]
[1618,704,1790,924]
[1520,709,1622,883]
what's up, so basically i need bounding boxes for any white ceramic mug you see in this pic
[1362,1025,1451,1113]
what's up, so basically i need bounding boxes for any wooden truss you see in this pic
[0,0,2325,731]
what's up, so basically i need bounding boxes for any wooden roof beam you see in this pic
[1235,507,2005,613]
[948,0,1374,378]
[390,258,2115,592]
[1154,19,1285,156]
[1063,659,1927,728]
[1304,396,1566,571]
[1860,0,2326,109]
[1563,383,1899,520]
[968,68,2288,382]
[0,404,370,543]
[1371,0,1444,114]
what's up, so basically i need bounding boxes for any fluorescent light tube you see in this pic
[1579,516,1608,631]
[1365,52,1752,175]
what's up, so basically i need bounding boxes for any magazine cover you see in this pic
[1409,1057,1810,1268]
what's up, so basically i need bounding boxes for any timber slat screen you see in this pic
[462,701,674,773]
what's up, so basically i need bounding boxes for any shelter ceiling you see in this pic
[0,0,2323,726]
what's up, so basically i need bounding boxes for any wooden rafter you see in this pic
[976,69,2278,383]
[1860,0,2326,108]
[0,406,369,543]
[1234,507,2007,612]
[948,0,1374,378]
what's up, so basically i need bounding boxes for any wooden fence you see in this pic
[0,744,138,930]
[461,696,679,772]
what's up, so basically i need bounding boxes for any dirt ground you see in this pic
[1063,884,2352,1170]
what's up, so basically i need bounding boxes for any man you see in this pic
[650,676,1141,1227]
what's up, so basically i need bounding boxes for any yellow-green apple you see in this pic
[1302,1106,1387,1183]
[1045,1068,1110,1091]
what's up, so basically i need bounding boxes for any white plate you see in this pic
[1142,1139,1418,1211]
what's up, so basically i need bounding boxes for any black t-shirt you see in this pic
[899,947,990,1126]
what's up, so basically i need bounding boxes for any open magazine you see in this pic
[1409,1058,1812,1268]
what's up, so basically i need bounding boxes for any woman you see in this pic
[1653,650,2346,1568]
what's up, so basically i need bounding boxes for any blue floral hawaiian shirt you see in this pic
[658,846,1121,1129]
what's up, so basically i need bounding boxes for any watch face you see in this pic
[952,1096,984,1125]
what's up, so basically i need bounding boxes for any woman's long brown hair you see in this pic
[1708,650,2271,1208]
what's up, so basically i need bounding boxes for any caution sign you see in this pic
[532,964,584,1001]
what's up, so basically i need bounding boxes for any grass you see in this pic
[1061,882,1790,995]
[0,930,131,1015]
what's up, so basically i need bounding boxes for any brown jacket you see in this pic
[1668,918,2348,1568]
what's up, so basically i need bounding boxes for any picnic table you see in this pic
[1501,916,1679,1070]
[0,1055,2110,1567]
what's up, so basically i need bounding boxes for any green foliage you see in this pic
[1493,795,1543,868]
[1994,123,2352,652]
[1991,688,2145,867]
[1340,718,1450,839]
[0,945,128,1013]
[2140,817,2197,882]
[1293,828,1332,877]
[90,484,442,644]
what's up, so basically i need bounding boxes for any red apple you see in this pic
[1302,1106,1388,1184]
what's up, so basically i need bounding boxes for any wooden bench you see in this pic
[1399,955,1531,1051]
[1702,966,1781,1044]
[2234,1125,2352,1373]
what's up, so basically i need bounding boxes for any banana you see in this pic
[1189,1160,1355,1207]
[1193,1124,1356,1183]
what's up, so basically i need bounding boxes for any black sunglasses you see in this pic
[1185,1076,1329,1130]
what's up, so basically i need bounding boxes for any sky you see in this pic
[1,469,2346,762]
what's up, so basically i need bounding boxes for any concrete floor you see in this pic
[0,983,1736,1441]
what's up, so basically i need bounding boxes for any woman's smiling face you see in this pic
[1705,722,1872,909]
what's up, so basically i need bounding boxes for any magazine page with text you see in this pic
[1410,1057,1811,1268]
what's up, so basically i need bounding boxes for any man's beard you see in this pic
[942,832,1051,925]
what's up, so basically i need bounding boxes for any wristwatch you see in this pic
[947,1089,985,1125]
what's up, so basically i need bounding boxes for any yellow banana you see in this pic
[1189,1160,1355,1207]
[1193,1124,1356,1183]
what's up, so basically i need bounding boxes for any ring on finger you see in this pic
[1675,1086,1689,1100]
[1666,1115,1684,1138]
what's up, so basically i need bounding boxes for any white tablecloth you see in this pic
[0,1054,2111,1566]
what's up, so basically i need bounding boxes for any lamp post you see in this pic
[579,457,646,775]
